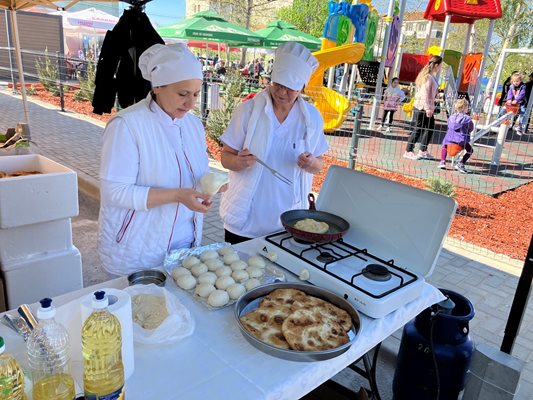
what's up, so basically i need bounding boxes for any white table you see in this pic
[2,239,444,399]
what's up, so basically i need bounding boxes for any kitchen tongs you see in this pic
[255,158,292,186]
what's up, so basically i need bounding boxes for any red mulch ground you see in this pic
[26,88,532,262]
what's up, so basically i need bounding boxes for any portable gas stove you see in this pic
[257,166,457,319]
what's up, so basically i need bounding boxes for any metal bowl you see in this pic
[127,269,166,287]
[234,282,362,362]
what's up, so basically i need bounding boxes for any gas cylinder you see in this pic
[392,289,475,400]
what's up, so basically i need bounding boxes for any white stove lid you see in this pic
[316,166,457,278]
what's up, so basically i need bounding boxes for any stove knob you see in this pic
[299,269,310,281]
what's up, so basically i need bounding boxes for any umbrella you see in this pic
[254,20,321,51]
[157,10,262,46]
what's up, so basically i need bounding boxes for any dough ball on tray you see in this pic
[198,272,217,285]
[216,276,235,290]
[244,278,261,291]
[247,255,266,269]
[205,258,224,271]
[208,290,230,307]
[223,252,240,265]
[200,249,219,262]
[232,270,249,283]
[246,266,264,279]
[177,274,197,290]
[182,256,201,269]
[191,263,208,277]
[218,246,235,256]
[171,267,191,280]
[215,266,232,277]
[230,260,248,271]
[227,283,246,300]
[195,283,216,298]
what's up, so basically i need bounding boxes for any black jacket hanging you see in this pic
[92,8,164,115]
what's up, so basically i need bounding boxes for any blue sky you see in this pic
[136,0,185,27]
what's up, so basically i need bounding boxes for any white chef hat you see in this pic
[139,43,203,87]
[270,42,318,91]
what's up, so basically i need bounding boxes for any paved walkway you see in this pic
[1,90,532,399]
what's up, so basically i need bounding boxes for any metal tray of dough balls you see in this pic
[128,269,167,287]
[234,282,361,362]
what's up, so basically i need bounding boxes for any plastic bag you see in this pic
[124,284,195,345]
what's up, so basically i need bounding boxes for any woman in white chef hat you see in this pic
[98,43,215,276]
[219,42,328,244]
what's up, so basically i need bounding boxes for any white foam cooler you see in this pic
[2,246,83,309]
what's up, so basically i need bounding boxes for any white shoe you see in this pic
[385,127,391,133]
[403,151,417,160]
[376,125,382,131]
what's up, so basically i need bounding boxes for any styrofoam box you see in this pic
[0,154,78,228]
[0,218,73,263]
[2,246,83,309]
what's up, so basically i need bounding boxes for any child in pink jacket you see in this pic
[378,77,405,132]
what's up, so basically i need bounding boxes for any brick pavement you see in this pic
[1,90,532,399]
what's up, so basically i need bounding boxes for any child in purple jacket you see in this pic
[438,98,474,174]
[506,72,527,135]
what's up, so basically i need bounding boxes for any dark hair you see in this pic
[391,77,399,83]
[428,55,443,66]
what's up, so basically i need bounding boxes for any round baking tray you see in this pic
[128,269,166,287]
[234,282,362,362]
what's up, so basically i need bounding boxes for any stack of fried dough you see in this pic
[240,288,352,351]
[0,170,41,179]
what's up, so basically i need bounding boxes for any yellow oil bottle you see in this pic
[0,336,26,399]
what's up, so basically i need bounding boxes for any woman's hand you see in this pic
[221,145,256,171]
[426,109,434,118]
[176,188,213,213]
[297,152,324,174]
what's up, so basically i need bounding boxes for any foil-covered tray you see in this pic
[163,243,286,310]
[235,282,362,362]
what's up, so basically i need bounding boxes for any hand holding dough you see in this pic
[199,171,229,196]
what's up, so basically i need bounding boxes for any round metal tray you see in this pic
[127,269,166,287]
[234,282,362,362]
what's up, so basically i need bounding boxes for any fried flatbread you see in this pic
[281,308,349,351]
[291,295,352,332]
[240,308,290,349]
[259,288,307,311]
[294,218,329,234]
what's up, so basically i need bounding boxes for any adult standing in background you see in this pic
[403,55,443,160]
[219,42,328,244]
[98,44,214,276]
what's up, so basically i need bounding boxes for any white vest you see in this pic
[98,99,208,275]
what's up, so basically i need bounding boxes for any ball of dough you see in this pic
[244,278,261,291]
[232,270,249,283]
[265,251,278,262]
[215,276,235,290]
[200,249,219,262]
[182,256,201,269]
[198,272,217,285]
[177,274,197,290]
[246,266,264,279]
[223,252,240,265]
[227,283,246,300]
[195,283,216,298]
[218,246,235,256]
[191,263,208,277]
[208,290,230,307]
[171,267,191,280]
[247,255,266,268]
[230,260,248,271]
[205,258,224,271]
[215,266,232,277]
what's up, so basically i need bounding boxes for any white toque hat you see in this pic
[139,43,203,87]
[270,42,318,91]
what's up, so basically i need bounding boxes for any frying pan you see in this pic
[280,194,350,243]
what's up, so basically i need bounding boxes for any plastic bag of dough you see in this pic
[199,171,229,196]
[124,284,195,344]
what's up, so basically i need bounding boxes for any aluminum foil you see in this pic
[163,242,286,310]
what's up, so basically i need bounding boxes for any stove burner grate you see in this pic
[362,264,392,282]
[316,251,336,263]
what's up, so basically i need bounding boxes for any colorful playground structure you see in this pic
[308,0,503,133]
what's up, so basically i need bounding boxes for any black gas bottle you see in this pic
[392,288,475,400]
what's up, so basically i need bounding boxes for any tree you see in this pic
[277,0,329,39]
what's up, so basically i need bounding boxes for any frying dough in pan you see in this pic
[294,218,329,234]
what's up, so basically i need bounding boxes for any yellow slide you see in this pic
[308,43,365,132]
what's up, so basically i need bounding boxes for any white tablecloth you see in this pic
[1,239,445,399]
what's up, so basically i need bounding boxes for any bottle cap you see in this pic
[0,336,4,353]
[37,298,56,320]
[92,291,109,309]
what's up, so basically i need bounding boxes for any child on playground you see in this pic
[378,77,405,132]
[505,72,527,135]
[438,98,474,174]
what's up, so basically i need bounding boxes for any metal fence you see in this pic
[1,47,531,263]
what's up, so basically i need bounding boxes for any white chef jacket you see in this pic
[220,93,328,238]
[99,95,208,275]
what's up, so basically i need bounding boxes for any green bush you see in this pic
[25,84,37,96]
[75,60,96,102]
[206,71,245,145]
[425,176,456,198]
[35,49,60,96]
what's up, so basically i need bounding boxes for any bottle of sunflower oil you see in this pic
[26,298,75,400]
[0,336,26,399]
[82,291,124,400]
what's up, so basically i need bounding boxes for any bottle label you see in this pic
[85,386,124,400]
